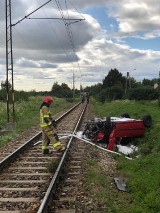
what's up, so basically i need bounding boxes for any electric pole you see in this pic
[125,72,130,96]
[5,0,85,128]
[6,0,16,129]
[73,71,75,99]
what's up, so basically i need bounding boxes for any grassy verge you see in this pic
[82,99,160,213]
[0,96,77,148]
[83,158,117,212]
[83,157,134,213]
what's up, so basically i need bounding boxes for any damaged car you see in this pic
[83,114,152,151]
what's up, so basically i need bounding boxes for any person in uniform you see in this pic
[40,96,65,154]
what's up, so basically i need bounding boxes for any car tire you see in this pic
[120,137,131,145]
[120,113,130,118]
[142,114,152,128]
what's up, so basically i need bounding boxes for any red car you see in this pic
[83,114,152,151]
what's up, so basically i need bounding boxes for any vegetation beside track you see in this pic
[0,96,77,147]
[83,99,160,213]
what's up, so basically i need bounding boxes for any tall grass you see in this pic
[92,99,159,120]
[0,96,77,147]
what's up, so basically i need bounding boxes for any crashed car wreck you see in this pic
[83,114,152,151]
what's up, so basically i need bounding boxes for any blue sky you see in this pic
[0,0,160,91]
[83,7,119,32]
[124,37,160,51]
[84,6,160,51]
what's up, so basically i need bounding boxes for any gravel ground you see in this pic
[73,103,117,212]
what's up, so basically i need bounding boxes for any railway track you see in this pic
[39,102,92,213]
[49,138,85,213]
[0,102,88,213]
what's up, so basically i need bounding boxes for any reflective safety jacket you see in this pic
[40,105,52,128]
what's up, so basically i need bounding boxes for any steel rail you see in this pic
[37,103,87,213]
[0,102,81,171]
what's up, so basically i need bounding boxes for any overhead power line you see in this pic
[26,17,85,25]
[5,0,85,126]
[53,0,83,81]
[12,0,53,26]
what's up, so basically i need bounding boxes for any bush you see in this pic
[129,86,159,100]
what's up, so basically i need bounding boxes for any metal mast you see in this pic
[125,72,130,96]
[73,71,75,99]
[5,0,15,128]
[4,0,84,128]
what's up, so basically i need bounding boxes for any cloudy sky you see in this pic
[0,0,160,91]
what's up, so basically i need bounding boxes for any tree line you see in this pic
[0,68,159,102]
[84,68,160,103]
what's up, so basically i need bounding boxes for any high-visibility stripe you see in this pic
[44,115,49,118]
[42,145,49,150]
[42,145,47,150]
[53,142,61,148]
[40,121,52,127]
[48,130,53,135]
[41,124,48,127]
[40,108,52,127]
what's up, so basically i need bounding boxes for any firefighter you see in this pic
[86,93,89,103]
[40,96,65,154]
[81,95,85,103]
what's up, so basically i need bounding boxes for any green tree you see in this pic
[88,83,102,96]
[60,83,73,98]
[51,82,61,91]
[142,78,158,87]
[96,88,108,103]
[102,68,126,89]
[110,85,124,100]
[51,82,72,98]
[1,80,12,91]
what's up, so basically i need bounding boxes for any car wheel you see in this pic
[120,137,131,145]
[120,113,130,118]
[142,114,152,128]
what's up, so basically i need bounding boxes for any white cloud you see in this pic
[0,0,160,91]
[77,37,160,81]
[108,0,160,34]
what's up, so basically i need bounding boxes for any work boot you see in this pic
[43,149,49,154]
[55,145,65,152]
[59,145,65,152]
